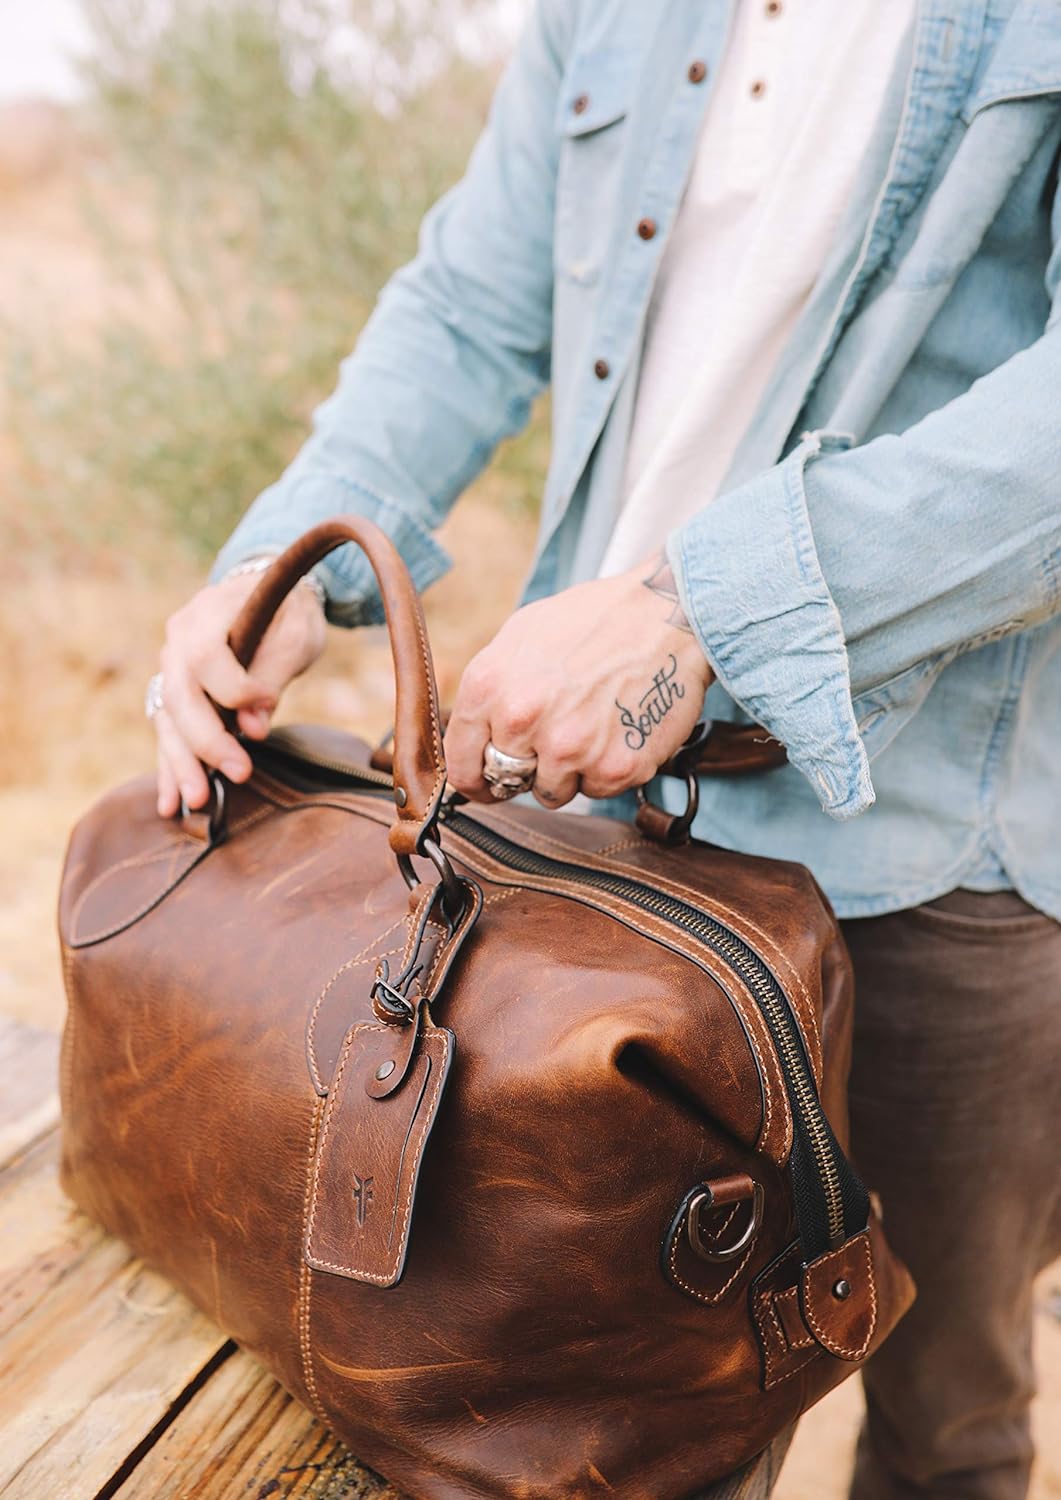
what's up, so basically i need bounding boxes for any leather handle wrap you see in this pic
[228,517,446,857]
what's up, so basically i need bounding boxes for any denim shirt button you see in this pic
[637,218,658,241]
[594,358,611,380]
[572,93,590,115]
[688,60,708,84]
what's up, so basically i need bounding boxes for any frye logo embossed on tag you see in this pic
[351,1174,374,1227]
[304,1023,453,1286]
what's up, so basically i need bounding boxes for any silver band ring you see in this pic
[145,672,165,721]
[482,741,538,801]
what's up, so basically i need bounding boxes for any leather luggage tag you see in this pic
[304,1022,453,1287]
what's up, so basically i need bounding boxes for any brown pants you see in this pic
[704,888,1061,1500]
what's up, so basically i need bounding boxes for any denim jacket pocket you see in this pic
[554,49,635,287]
[852,655,950,763]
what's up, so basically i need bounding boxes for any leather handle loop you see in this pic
[227,517,447,856]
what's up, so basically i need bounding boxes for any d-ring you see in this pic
[687,1180,765,1263]
[396,834,466,924]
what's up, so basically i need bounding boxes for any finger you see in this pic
[154,710,211,809]
[160,655,253,783]
[531,767,581,811]
[579,746,645,802]
[195,648,275,716]
[444,708,493,801]
[236,703,274,740]
[156,744,181,818]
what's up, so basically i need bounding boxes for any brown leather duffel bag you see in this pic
[58,518,914,1499]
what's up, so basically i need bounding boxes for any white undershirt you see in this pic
[599,0,914,577]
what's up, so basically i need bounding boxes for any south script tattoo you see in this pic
[617,655,686,751]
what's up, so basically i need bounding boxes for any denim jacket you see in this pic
[213,0,1061,920]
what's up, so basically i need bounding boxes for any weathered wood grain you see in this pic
[0,1018,60,1169]
[0,1131,227,1500]
[111,1347,399,1500]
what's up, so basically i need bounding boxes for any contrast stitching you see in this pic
[396,888,437,976]
[305,946,404,1092]
[766,1302,788,1363]
[69,844,198,943]
[666,1206,754,1304]
[306,1026,450,1284]
[595,835,649,857]
[403,591,446,831]
[59,945,78,1108]
[423,918,455,994]
[801,1236,876,1360]
[68,804,275,946]
[304,916,408,1094]
[698,1200,740,1242]
[298,1096,328,1420]
[774,1287,815,1349]
[755,1289,819,1389]
[754,1288,784,1386]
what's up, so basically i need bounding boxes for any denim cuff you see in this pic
[666,433,875,820]
[210,474,452,628]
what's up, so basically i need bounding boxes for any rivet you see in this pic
[394,785,408,807]
[375,1060,396,1081]
[832,1278,852,1301]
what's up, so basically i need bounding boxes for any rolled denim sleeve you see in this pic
[669,317,1061,820]
[211,0,572,625]
[668,433,875,820]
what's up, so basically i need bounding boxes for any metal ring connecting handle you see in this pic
[181,771,228,848]
[635,763,700,846]
[397,834,466,925]
[687,1181,765,1263]
[635,721,710,847]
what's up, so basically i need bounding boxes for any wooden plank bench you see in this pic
[0,1018,398,1500]
[2,1016,1058,1500]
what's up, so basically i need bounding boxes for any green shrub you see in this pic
[8,0,545,561]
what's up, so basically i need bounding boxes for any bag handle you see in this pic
[228,516,447,860]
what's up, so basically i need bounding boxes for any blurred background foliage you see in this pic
[7,0,547,561]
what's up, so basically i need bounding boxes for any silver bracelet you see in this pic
[223,553,327,610]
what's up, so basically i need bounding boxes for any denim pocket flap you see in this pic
[557,49,633,136]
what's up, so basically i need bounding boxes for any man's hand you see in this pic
[154,574,327,817]
[444,554,713,806]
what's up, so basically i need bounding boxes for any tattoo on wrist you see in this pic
[642,554,693,635]
[616,655,686,751]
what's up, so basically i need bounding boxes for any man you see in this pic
[148,3,1061,1497]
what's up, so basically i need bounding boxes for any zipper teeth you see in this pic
[258,738,395,789]
[449,814,846,1247]
[253,739,845,1246]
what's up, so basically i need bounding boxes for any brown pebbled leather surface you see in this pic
[58,529,914,1500]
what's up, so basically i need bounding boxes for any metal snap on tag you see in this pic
[375,1060,396,1081]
